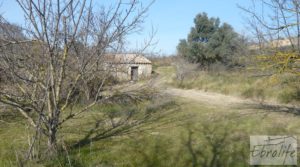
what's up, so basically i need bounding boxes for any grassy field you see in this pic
[170,66,300,104]
[1,66,300,166]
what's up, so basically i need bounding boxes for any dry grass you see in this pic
[1,66,300,166]
[171,66,300,104]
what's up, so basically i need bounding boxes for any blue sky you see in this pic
[1,0,252,55]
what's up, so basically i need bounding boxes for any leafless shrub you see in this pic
[174,57,199,87]
[0,0,155,162]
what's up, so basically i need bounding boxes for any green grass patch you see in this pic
[1,96,300,166]
[1,66,300,166]
[170,67,300,104]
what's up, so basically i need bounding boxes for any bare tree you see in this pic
[0,0,154,157]
[174,57,198,87]
[240,0,300,74]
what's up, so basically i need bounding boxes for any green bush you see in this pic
[241,87,255,98]
[278,87,300,103]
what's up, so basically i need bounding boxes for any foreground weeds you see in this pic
[2,93,300,166]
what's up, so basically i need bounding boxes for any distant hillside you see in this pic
[249,38,298,50]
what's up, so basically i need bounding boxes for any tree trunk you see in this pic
[47,121,58,155]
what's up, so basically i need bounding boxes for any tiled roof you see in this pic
[104,54,152,64]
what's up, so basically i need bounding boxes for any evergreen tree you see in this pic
[177,12,244,67]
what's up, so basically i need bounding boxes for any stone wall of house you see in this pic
[110,63,152,81]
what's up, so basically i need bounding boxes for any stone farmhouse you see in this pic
[104,54,152,81]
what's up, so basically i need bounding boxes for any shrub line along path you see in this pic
[153,66,300,113]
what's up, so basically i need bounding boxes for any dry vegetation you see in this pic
[2,66,300,166]
[1,0,300,166]
[172,64,300,104]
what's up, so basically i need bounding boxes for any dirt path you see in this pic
[153,66,254,107]
[153,66,300,113]
[165,88,254,107]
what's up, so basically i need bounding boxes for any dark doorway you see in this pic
[131,66,138,81]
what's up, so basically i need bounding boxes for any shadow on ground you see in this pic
[233,102,300,115]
